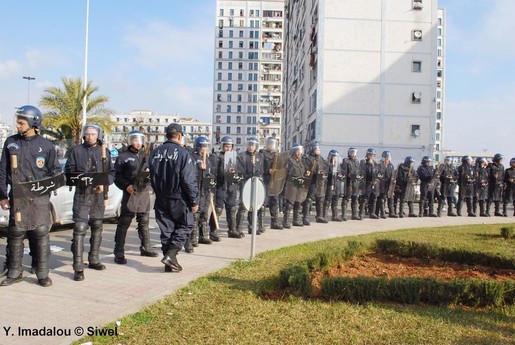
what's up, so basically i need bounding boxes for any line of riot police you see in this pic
[189,138,515,240]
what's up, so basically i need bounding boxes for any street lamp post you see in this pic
[82,0,90,127]
[22,76,35,104]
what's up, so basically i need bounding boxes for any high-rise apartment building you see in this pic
[213,0,285,151]
[434,8,445,162]
[283,0,443,163]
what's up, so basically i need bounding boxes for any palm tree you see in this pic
[40,77,115,146]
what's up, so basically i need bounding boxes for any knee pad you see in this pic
[73,222,88,235]
[88,219,103,232]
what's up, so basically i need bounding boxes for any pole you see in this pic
[250,176,258,259]
[22,76,35,104]
[82,0,90,127]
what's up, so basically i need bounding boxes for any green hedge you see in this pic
[321,276,515,307]
[374,239,515,270]
[279,241,365,297]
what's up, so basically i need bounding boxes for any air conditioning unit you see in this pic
[412,30,423,41]
[412,92,422,103]
[411,125,421,137]
[413,0,423,10]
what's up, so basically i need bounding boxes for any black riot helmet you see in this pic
[461,155,472,165]
[348,147,357,159]
[265,137,278,152]
[16,105,43,129]
[493,153,504,163]
[81,123,104,144]
[404,156,415,165]
[475,157,486,166]
[366,148,376,158]
[308,141,320,156]
[382,151,391,160]
[422,156,432,166]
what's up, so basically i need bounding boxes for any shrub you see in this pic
[374,239,515,269]
[500,226,514,240]
[278,264,311,297]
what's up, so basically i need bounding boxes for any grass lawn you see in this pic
[77,223,515,345]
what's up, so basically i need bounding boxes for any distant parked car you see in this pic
[0,159,122,229]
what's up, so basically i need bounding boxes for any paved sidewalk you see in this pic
[0,215,513,345]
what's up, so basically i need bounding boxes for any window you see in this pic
[227,115,231,122]
[411,125,420,137]
[412,61,422,72]
[228,51,233,59]
[228,72,232,80]
[217,72,222,80]
[218,40,223,48]
[227,94,232,102]
[238,62,243,69]
[228,62,233,69]
[217,83,222,91]
[239,20,244,27]
[229,30,233,38]
[216,94,222,101]
[239,30,244,38]
[236,116,241,123]
[226,127,231,134]
[237,105,242,113]
[227,84,232,91]
[412,92,422,104]
[239,41,244,48]
[218,62,222,69]
[240,9,244,16]
[250,31,254,38]
[237,127,241,134]
[237,94,242,102]
[236,138,241,145]
[218,51,223,58]
[219,9,224,16]
[238,84,243,91]
[218,19,224,29]
[238,73,243,80]
[229,9,234,16]
[437,70,442,78]
[228,41,233,48]
[239,52,243,59]
[436,123,441,130]
[436,112,442,120]
[218,30,223,38]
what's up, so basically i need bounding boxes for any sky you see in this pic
[0,0,513,159]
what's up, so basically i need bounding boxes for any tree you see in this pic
[40,77,115,147]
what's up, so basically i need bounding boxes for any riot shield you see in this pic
[12,173,65,199]
[127,170,151,213]
[268,151,289,196]
[224,151,241,184]
[356,160,366,195]
[387,169,397,199]
[427,164,442,192]
[66,171,110,188]
[405,168,416,202]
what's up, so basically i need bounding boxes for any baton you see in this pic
[11,154,21,222]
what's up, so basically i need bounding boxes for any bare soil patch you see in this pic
[309,253,515,298]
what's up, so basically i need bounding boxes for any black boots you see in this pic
[341,200,348,221]
[408,202,418,217]
[302,200,311,225]
[292,202,304,227]
[72,222,88,280]
[270,205,284,229]
[282,203,292,229]
[227,207,244,238]
[114,216,132,264]
[161,246,182,272]
[88,220,106,270]
[315,200,328,223]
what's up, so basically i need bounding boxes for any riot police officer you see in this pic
[236,137,265,234]
[456,156,477,217]
[149,124,199,272]
[439,156,458,217]
[283,144,308,228]
[185,136,219,253]
[376,151,397,219]
[211,136,243,238]
[0,106,62,287]
[417,156,437,217]
[341,148,361,220]
[65,123,115,281]
[397,156,418,218]
[324,150,343,222]
[113,130,158,265]
[302,142,328,224]
[474,157,489,217]
[359,148,379,219]
[487,153,505,217]
[503,157,515,217]
[260,137,283,229]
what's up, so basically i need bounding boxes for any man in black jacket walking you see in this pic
[149,124,199,272]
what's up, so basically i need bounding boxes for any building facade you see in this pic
[0,123,11,150]
[434,8,445,162]
[213,0,285,151]
[283,0,443,164]
[109,110,212,149]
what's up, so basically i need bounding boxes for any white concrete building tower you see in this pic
[213,0,285,151]
[434,8,445,162]
[283,0,443,163]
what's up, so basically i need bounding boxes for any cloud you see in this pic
[123,21,213,70]
[478,0,515,57]
[24,49,69,70]
[444,91,515,158]
[0,59,21,78]
[162,86,212,121]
